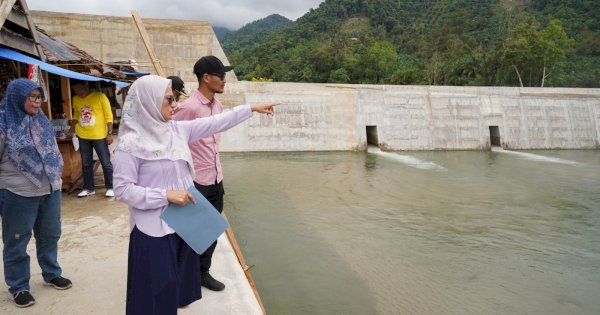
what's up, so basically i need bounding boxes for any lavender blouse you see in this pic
[114,105,252,237]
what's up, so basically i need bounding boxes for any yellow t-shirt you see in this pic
[73,92,113,140]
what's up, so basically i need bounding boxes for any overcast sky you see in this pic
[26,0,325,30]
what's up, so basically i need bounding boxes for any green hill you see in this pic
[220,0,600,87]
[213,26,232,39]
[220,14,292,56]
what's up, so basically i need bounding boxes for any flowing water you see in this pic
[222,150,600,315]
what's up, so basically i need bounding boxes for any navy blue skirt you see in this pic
[126,226,201,315]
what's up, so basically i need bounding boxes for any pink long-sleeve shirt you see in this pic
[114,105,252,237]
[173,90,224,185]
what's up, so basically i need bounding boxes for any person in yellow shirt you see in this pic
[67,80,114,197]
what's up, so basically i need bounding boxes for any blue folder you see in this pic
[160,186,230,254]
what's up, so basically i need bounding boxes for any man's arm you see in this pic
[68,98,78,138]
[100,93,114,144]
[106,122,114,145]
[67,119,78,138]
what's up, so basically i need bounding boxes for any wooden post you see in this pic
[61,76,72,119]
[11,60,20,77]
[41,71,51,118]
[222,212,266,315]
[19,0,46,61]
[0,0,18,29]
[131,10,165,76]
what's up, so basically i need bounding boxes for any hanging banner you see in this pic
[27,64,48,102]
[27,63,39,81]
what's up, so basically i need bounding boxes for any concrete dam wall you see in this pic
[31,11,600,151]
[219,82,600,151]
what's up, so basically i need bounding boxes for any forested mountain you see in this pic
[220,0,600,87]
[213,26,232,39]
[220,14,292,58]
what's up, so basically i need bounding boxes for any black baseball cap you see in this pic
[193,56,233,78]
[167,76,187,96]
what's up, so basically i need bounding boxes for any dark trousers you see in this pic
[126,226,201,315]
[194,181,224,272]
[78,137,113,190]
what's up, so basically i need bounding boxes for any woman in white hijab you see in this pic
[113,75,277,315]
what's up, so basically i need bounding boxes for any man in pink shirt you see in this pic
[173,56,233,291]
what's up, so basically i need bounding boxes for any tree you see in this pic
[365,40,398,83]
[539,19,575,86]
[329,68,351,83]
[389,54,427,85]
[501,18,574,87]
[501,18,539,86]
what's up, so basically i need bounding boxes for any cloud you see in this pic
[27,0,324,30]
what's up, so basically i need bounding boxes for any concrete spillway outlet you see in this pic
[489,126,501,147]
[366,126,379,147]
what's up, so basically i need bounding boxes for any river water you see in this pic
[222,149,600,315]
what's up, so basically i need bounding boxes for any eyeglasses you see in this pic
[28,94,42,102]
[208,72,226,80]
[165,95,176,105]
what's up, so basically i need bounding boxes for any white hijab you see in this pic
[116,75,194,174]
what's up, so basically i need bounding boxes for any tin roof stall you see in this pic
[36,27,130,131]
[0,47,130,190]
[1,0,131,191]
[1,1,130,191]
[34,28,131,191]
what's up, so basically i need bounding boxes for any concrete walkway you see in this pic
[0,190,262,314]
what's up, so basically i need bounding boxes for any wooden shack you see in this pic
[0,0,130,190]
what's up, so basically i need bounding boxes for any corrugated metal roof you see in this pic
[0,47,130,87]
[36,27,126,80]
[0,0,44,58]
[36,28,79,61]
